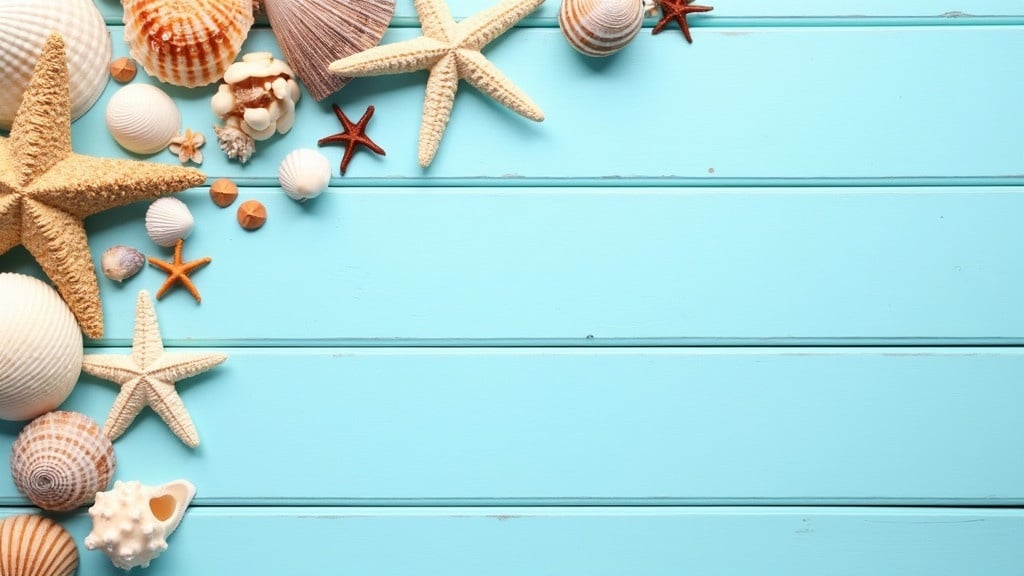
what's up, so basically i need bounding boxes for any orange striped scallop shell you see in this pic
[0,515,78,576]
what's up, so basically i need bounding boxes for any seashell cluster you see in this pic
[86,479,197,570]
[106,84,182,155]
[212,52,302,163]
[279,149,331,202]
[0,515,79,576]
[10,411,116,512]
[0,0,112,130]
[122,0,255,87]
[101,245,146,282]
[145,197,195,247]
[558,0,645,57]
[0,274,81,421]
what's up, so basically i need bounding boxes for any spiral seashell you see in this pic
[101,245,146,282]
[10,411,116,512]
[558,0,645,57]
[0,515,79,576]
[0,273,82,421]
[145,197,195,247]
[0,0,112,130]
[279,148,331,202]
[106,84,181,155]
[122,0,254,87]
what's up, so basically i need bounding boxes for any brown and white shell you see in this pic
[558,0,645,57]
[122,0,255,87]
[0,515,79,576]
[10,411,116,512]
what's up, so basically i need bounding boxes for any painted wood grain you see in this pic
[1,348,1020,505]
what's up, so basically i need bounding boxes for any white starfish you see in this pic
[329,0,546,167]
[81,291,227,448]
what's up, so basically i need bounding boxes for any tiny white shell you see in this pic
[145,197,195,247]
[106,84,182,155]
[101,245,146,282]
[558,0,645,57]
[279,148,331,202]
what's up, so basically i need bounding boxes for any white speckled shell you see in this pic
[0,0,112,130]
[101,245,146,282]
[0,273,82,421]
[145,197,195,247]
[558,0,645,57]
[106,84,181,155]
[86,479,196,570]
[123,0,254,87]
[10,411,116,512]
[0,515,79,576]
[279,148,331,202]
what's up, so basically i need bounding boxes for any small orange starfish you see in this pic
[147,238,211,302]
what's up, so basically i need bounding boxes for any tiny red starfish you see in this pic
[317,104,386,175]
[652,0,713,44]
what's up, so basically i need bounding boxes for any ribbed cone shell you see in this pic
[10,411,116,512]
[0,0,111,130]
[264,0,396,100]
[0,515,78,576]
[122,0,254,87]
[0,274,82,422]
[558,0,644,56]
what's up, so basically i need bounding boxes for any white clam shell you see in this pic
[0,0,112,130]
[558,0,645,57]
[106,84,182,155]
[0,273,82,421]
[145,197,195,247]
[279,148,331,202]
[0,515,79,576]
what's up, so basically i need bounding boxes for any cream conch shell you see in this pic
[85,479,197,570]
[0,514,79,576]
[558,0,645,56]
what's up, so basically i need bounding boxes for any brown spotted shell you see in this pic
[10,411,116,512]
[0,515,78,576]
[122,0,255,87]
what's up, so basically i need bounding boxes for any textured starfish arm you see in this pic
[0,191,21,255]
[457,50,544,121]
[82,355,142,383]
[415,0,457,43]
[130,290,166,366]
[455,0,545,51]
[418,54,460,168]
[147,384,201,448]
[329,37,450,77]
[152,352,228,381]
[102,382,147,442]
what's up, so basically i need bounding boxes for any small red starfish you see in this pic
[317,104,386,175]
[652,0,713,44]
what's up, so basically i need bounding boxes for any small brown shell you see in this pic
[10,411,116,512]
[0,515,78,576]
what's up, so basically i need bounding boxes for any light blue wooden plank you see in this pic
[4,187,1021,345]
[8,507,1024,575]
[1,348,1021,504]
[57,27,1024,182]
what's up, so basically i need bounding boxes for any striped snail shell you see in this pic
[558,0,645,57]
[0,514,78,576]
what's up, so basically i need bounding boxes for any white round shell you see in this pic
[145,197,195,247]
[279,148,331,202]
[101,245,146,282]
[558,0,645,57]
[0,273,82,421]
[0,515,79,576]
[0,0,112,130]
[106,84,182,155]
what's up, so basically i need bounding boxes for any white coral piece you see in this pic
[214,119,256,164]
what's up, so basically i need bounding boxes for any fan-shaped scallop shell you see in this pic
[0,514,79,576]
[122,0,255,87]
[0,273,82,422]
[106,84,181,155]
[0,0,112,130]
[145,197,195,247]
[10,411,116,512]
[279,149,331,202]
[558,0,645,57]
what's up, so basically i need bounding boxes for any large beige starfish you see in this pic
[329,0,545,167]
[0,33,205,338]
[82,290,227,448]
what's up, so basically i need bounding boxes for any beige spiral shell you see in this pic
[558,0,645,57]
[122,0,255,87]
[0,515,79,576]
[10,411,116,512]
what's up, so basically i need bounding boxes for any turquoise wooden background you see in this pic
[1,0,1023,573]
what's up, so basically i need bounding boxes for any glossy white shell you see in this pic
[279,148,331,202]
[106,84,181,155]
[86,479,197,570]
[0,0,112,130]
[0,273,82,421]
[558,0,645,57]
[145,197,195,247]
[10,411,116,512]
[0,515,79,576]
